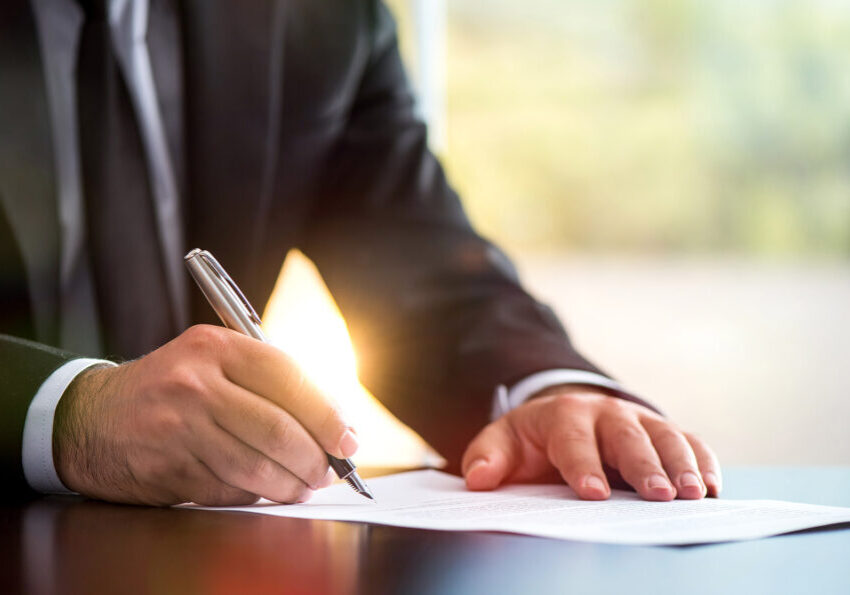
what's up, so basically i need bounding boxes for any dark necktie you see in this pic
[76,0,175,359]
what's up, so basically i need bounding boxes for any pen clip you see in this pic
[198,251,263,327]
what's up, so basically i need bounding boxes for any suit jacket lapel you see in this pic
[0,0,61,345]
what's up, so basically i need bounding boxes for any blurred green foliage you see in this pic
[387,0,850,256]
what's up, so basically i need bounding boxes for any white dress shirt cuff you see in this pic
[491,369,624,420]
[22,358,117,494]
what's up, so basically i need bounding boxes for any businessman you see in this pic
[0,0,720,505]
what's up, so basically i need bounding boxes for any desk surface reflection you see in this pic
[2,467,849,595]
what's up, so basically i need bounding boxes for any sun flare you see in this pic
[261,251,443,470]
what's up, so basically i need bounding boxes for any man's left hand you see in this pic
[461,387,721,501]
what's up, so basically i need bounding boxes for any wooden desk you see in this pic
[2,467,848,594]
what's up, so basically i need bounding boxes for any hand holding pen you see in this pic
[185,249,374,500]
[52,255,372,506]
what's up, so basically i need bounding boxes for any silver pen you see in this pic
[184,248,374,500]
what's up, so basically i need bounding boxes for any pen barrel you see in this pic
[184,251,266,341]
[327,455,355,480]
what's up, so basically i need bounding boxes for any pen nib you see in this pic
[344,475,376,501]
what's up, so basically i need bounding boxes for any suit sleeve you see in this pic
[301,1,639,470]
[0,334,78,501]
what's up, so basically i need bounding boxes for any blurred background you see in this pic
[264,0,850,471]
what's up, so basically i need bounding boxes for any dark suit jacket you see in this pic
[0,0,641,501]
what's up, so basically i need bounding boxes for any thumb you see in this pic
[461,420,521,491]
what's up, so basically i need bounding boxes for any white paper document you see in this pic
[188,470,850,546]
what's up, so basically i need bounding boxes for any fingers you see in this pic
[462,420,522,491]
[642,418,706,499]
[173,459,259,507]
[598,417,677,501]
[542,408,610,500]
[210,381,332,490]
[188,421,314,504]
[460,391,721,505]
[685,432,722,497]
[130,449,258,507]
[219,332,355,459]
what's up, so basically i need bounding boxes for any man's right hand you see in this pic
[52,325,359,506]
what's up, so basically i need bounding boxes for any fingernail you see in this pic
[339,429,359,458]
[582,475,607,495]
[297,489,314,504]
[466,458,488,475]
[704,472,721,496]
[647,473,672,491]
[679,471,702,489]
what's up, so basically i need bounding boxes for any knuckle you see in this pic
[151,408,190,438]
[612,423,645,443]
[603,397,632,415]
[553,427,593,445]
[183,323,214,345]
[249,457,278,485]
[551,393,583,413]
[137,455,181,484]
[655,429,684,446]
[265,415,293,453]
[163,364,207,397]
[183,324,228,356]
[546,428,593,464]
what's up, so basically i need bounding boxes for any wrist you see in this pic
[52,364,114,493]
